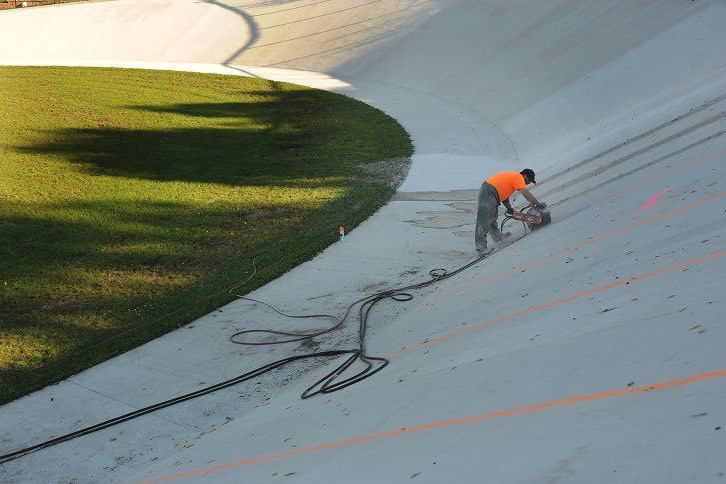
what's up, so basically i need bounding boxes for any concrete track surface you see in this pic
[1,1,726,482]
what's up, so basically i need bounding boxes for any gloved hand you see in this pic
[535,202,547,209]
[506,207,514,215]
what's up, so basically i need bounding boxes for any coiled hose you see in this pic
[0,233,523,464]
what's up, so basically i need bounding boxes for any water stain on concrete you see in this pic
[403,201,476,229]
[394,190,478,202]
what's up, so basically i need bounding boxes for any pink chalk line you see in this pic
[634,187,671,215]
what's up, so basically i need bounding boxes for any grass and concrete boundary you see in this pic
[0,66,413,404]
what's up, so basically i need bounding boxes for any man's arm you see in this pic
[518,188,545,207]
[502,198,514,214]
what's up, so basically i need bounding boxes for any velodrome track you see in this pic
[1,1,726,482]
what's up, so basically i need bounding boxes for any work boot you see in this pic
[476,246,493,256]
[492,230,514,243]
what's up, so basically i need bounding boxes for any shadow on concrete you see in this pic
[202,0,260,65]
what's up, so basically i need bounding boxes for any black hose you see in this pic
[0,350,352,464]
[0,234,522,465]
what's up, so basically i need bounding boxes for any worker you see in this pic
[475,168,546,253]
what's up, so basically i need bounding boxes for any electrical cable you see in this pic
[0,225,527,465]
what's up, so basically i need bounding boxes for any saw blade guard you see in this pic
[525,205,552,230]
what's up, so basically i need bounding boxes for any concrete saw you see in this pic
[502,205,552,233]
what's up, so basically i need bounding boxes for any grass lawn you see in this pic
[0,66,413,404]
[0,0,85,9]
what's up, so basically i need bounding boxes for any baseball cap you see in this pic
[521,168,536,184]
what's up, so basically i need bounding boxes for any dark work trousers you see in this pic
[475,182,503,251]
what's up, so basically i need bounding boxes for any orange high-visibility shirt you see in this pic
[485,171,526,202]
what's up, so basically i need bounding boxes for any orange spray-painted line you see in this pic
[391,251,725,357]
[416,192,725,309]
[305,250,725,383]
[415,147,725,309]
[148,368,726,482]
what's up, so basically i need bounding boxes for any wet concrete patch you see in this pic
[403,201,476,229]
[394,189,478,201]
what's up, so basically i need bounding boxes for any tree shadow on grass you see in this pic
[17,126,339,186]
[3,87,409,335]
[15,88,403,187]
[1,85,411,402]
[0,196,318,399]
[0,177,389,402]
[1,197,297,288]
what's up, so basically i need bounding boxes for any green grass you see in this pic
[0,1,84,5]
[0,66,413,404]
[0,0,85,9]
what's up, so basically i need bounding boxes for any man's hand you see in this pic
[535,202,547,209]
[502,198,514,215]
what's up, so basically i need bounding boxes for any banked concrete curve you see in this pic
[1,0,726,482]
